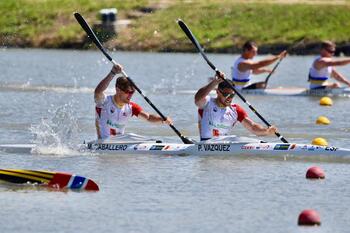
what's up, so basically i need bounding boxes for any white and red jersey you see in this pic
[198,97,247,140]
[95,95,142,139]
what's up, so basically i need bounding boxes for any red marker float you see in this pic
[0,169,99,191]
[298,209,321,226]
[306,166,325,179]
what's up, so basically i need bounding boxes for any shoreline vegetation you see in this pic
[1,0,350,55]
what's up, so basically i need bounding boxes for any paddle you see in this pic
[74,12,194,144]
[0,169,99,191]
[177,19,288,143]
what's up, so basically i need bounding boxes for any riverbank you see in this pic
[1,0,350,54]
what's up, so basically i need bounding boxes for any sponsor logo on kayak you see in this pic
[241,145,254,150]
[96,144,128,151]
[150,145,165,151]
[198,144,230,152]
[273,144,290,150]
[325,146,337,152]
[255,144,270,150]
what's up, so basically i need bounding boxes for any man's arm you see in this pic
[315,58,350,69]
[94,64,123,102]
[239,50,287,72]
[137,111,173,125]
[252,68,272,75]
[331,69,350,86]
[241,117,277,136]
[194,72,224,107]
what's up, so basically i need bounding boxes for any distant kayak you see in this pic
[175,87,350,97]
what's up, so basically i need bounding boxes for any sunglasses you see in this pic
[120,88,135,95]
[325,48,335,54]
[219,89,235,99]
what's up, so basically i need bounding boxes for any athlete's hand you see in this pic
[213,71,226,84]
[162,117,173,125]
[278,50,288,59]
[266,125,278,135]
[111,64,123,75]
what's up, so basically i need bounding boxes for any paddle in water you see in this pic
[177,19,288,143]
[74,12,194,144]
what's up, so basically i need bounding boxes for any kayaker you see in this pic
[231,41,287,89]
[195,72,277,141]
[308,40,350,89]
[94,64,172,139]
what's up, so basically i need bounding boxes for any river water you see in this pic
[0,48,350,233]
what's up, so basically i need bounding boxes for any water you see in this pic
[0,48,350,233]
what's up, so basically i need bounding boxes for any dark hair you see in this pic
[321,40,335,49]
[115,76,134,91]
[218,79,234,90]
[242,41,257,52]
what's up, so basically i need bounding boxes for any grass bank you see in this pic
[1,0,350,54]
[0,0,147,47]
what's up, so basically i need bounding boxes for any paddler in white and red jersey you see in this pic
[308,40,350,89]
[94,64,172,139]
[195,72,277,141]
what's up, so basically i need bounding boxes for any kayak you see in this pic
[175,87,350,97]
[240,87,350,96]
[85,134,350,158]
[1,134,350,158]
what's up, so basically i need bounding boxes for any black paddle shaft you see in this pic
[177,19,288,143]
[264,38,305,86]
[74,12,194,144]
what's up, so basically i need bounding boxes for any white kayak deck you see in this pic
[84,134,350,158]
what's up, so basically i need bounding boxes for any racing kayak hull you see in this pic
[86,138,350,158]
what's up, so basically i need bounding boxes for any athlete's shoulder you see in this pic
[231,104,248,121]
[130,102,143,116]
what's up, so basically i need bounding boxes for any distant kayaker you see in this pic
[231,41,287,89]
[195,72,277,141]
[94,64,172,139]
[308,40,350,89]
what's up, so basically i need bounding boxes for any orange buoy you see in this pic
[306,166,325,179]
[298,209,321,226]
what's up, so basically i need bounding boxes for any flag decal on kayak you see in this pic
[150,145,165,151]
[273,144,290,150]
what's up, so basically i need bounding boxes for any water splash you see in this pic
[30,102,83,155]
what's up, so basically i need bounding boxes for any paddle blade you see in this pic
[177,19,202,52]
[177,19,217,72]
[0,169,99,191]
[181,136,196,144]
[74,12,113,62]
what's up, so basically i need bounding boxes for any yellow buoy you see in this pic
[319,97,333,106]
[312,137,328,146]
[316,116,331,125]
